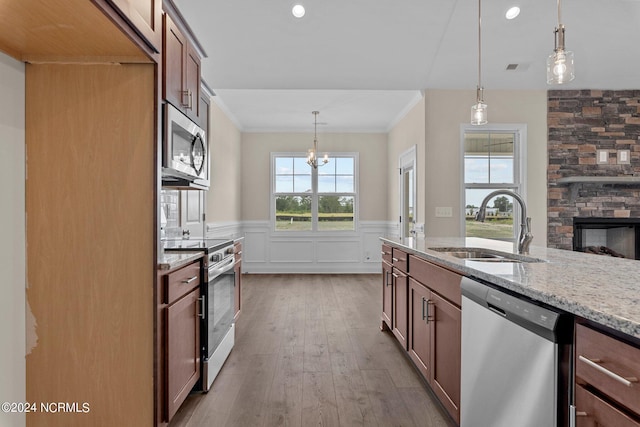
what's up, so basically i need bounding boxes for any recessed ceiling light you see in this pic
[505,6,520,20]
[292,4,305,18]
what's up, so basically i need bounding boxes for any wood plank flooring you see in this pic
[169,274,454,427]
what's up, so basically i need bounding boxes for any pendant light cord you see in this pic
[557,0,562,26]
[478,0,482,91]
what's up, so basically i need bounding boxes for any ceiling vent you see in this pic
[505,63,531,72]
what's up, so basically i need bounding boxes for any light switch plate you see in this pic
[617,149,630,164]
[596,149,609,165]
[435,207,453,217]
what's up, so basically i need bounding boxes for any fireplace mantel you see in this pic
[556,176,640,185]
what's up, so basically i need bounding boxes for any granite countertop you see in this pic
[158,251,204,271]
[381,237,640,340]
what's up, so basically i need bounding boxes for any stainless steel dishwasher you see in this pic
[461,277,570,427]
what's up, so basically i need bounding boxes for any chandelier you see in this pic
[307,111,329,168]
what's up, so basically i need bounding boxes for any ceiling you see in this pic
[173,0,640,132]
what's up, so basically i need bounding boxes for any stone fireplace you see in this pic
[547,90,640,254]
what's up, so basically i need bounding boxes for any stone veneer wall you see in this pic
[548,90,640,250]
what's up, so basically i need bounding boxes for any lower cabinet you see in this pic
[166,288,201,421]
[381,260,393,330]
[408,278,431,378]
[574,323,640,426]
[392,267,408,349]
[429,291,461,423]
[382,245,462,424]
[408,278,461,424]
[162,260,202,423]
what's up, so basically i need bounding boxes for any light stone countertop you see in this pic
[381,237,640,340]
[158,251,204,271]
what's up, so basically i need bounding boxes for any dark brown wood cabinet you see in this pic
[391,248,409,349]
[408,277,431,378]
[163,260,202,422]
[574,323,640,426]
[162,12,201,123]
[430,291,461,423]
[392,267,408,349]
[381,259,393,330]
[107,0,162,52]
[234,241,242,320]
[381,244,462,424]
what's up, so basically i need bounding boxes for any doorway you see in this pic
[399,145,417,241]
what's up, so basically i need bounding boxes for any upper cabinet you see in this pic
[106,0,162,53]
[0,0,156,63]
[162,2,207,124]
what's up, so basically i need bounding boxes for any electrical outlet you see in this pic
[617,149,630,164]
[435,207,453,217]
[596,149,609,165]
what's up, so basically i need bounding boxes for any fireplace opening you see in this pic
[573,218,640,260]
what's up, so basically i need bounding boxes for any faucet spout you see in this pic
[475,189,533,254]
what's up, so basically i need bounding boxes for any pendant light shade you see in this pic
[471,0,487,125]
[547,1,575,84]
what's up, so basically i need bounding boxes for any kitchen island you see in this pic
[381,236,640,427]
[382,236,640,339]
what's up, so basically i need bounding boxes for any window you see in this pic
[273,153,357,232]
[462,126,525,242]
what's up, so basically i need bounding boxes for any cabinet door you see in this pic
[408,278,431,379]
[166,289,201,421]
[392,268,408,349]
[430,292,461,424]
[381,261,392,330]
[109,0,162,52]
[185,44,202,122]
[575,385,640,427]
[163,13,187,110]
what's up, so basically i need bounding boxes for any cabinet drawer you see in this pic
[392,248,408,273]
[576,324,640,415]
[381,244,392,264]
[575,385,640,427]
[165,261,201,304]
[409,255,462,306]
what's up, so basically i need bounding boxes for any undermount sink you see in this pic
[428,247,545,263]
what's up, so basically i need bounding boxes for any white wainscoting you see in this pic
[207,220,395,273]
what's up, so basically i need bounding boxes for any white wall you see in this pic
[0,52,25,427]
[239,132,387,272]
[206,100,242,225]
[387,96,426,236]
[422,89,548,246]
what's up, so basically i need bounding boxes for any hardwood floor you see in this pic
[169,274,454,427]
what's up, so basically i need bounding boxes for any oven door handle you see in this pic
[208,256,235,280]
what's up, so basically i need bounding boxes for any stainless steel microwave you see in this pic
[162,103,209,190]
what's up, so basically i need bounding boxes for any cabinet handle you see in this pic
[391,272,399,279]
[578,355,639,387]
[181,90,193,109]
[426,300,434,323]
[421,297,426,321]
[182,275,198,284]
[385,271,391,286]
[380,251,386,255]
[198,296,205,319]
[392,257,399,262]
[569,405,587,427]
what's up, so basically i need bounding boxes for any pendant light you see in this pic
[547,0,575,84]
[306,111,328,169]
[471,0,487,125]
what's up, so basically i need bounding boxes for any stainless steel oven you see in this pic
[202,243,235,391]
[163,238,235,391]
[162,103,209,190]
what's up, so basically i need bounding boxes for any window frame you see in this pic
[459,124,527,242]
[270,152,359,235]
